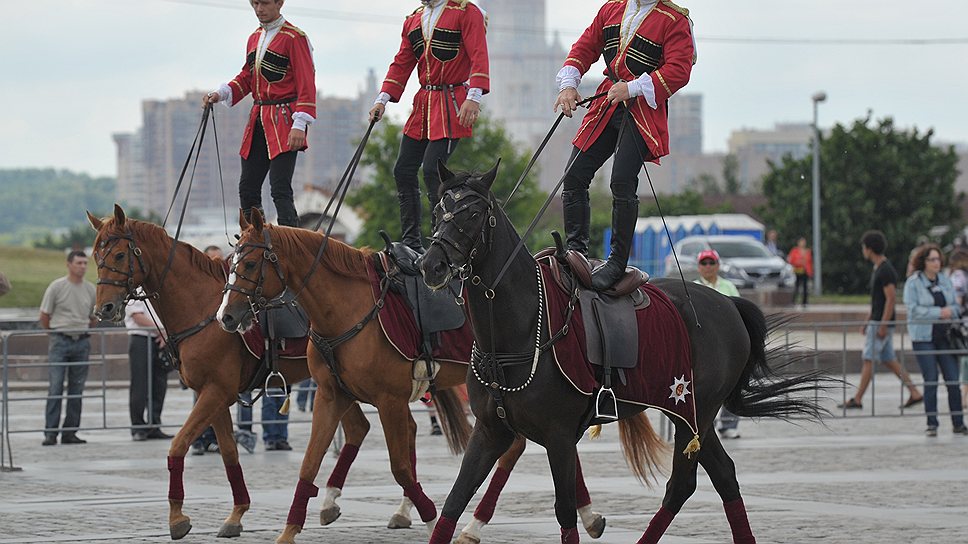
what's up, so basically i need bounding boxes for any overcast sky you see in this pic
[4,0,967,177]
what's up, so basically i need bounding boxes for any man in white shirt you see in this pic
[125,296,173,441]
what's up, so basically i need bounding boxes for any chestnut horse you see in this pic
[419,164,828,544]
[86,205,422,539]
[217,212,608,544]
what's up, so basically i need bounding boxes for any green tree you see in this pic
[33,207,162,250]
[347,117,547,250]
[722,153,741,195]
[0,169,116,244]
[760,117,961,294]
[687,172,721,195]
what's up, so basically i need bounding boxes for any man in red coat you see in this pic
[204,0,316,227]
[369,0,490,252]
[555,0,696,290]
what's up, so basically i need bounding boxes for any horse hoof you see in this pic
[455,532,482,544]
[320,505,342,526]
[217,522,243,538]
[387,513,412,529]
[170,519,192,540]
[585,515,606,539]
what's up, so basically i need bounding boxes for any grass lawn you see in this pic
[0,245,99,308]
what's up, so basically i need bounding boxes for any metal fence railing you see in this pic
[6,319,966,470]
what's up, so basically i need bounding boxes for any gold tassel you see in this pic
[589,424,602,439]
[682,433,701,458]
[279,395,291,416]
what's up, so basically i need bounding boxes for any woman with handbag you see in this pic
[903,244,968,436]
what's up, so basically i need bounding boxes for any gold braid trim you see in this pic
[660,0,689,17]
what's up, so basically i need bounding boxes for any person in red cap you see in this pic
[369,0,490,252]
[554,0,696,290]
[694,249,739,297]
[204,0,317,227]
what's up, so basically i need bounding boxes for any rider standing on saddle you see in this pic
[554,0,696,290]
[369,0,490,252]
[204,0,317,228]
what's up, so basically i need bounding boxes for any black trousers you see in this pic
[239,120,300,226]
[128,335,169,433]
[563,104,648,202]
[793,274,809,305]
[393,136,460,209]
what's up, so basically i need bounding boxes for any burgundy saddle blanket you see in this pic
[241,328,308,359]
[366,259,473,364]
[540,263,697,429]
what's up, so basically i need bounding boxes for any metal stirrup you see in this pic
[595,386,619,421]
[264,371,288,398]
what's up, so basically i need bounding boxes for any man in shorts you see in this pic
[840,230,923,409]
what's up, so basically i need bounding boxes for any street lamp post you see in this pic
[811,91,827,297]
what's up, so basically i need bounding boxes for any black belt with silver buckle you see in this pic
[253,97,296,106]
[55,332,90,341]
[422,84,467,91]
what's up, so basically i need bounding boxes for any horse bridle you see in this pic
[428,182,498,287]
[224,228,287,318]
[93,230,154,302]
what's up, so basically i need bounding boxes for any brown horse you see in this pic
[86,205,400,539]
[216,212,608,544]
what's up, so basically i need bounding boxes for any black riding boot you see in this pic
[591,198,639,291]
[561,189,590,256]
[274,199,300,228]
[397,190,424,252]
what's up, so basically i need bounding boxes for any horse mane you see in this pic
[267,225,372,279]
[121,219,227,281]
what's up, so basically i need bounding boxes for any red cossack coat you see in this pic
[228,21,317,160]
[565,0,695,162]
[380,1,490,141]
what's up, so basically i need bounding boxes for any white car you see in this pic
[664,235,796,289]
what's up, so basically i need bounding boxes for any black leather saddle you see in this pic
[380,239,466,336]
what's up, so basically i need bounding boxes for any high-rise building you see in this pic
[114,74,375,222]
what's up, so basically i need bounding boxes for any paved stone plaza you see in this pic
[1,380,966,543]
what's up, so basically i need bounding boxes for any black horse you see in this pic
[419,163,827,544]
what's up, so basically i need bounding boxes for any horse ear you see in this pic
[113,204,126,226]
[86,211,103,231]
[251,208,265,232]
[480,158,502,190]
[239,209,249,229]
[437,159,456,184]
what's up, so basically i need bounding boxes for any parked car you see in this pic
[663,235,796,289]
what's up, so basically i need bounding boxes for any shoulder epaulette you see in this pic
[283,22,306,37]
[410,6,423,16]
[446,0,470,9]
[660,0,689,17]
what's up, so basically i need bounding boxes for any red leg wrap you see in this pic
[325,444,360,489]
[724,498,756,544]
[574,456,591,508]
[561,526,580,544]
[403,482,437,522]
[285,479,320,527]
[225,464,250,506]
[472,466,511,523]
[638,506,675,544]
[429,516,458,544]
[167,456,185,502]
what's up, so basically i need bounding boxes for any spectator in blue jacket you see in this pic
[903,244,967,436]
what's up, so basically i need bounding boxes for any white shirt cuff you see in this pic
[216,84,234,107]
[466,87,483,103]
[292,112,314,132]
[375,92,392,106]
[626,75,658,109]
[556,66,582,92]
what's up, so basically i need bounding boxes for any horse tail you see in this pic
[618,412,670,487]
[724,297,830,421]
[432,387,473,455]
